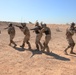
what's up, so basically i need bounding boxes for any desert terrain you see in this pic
[0,21,76,75]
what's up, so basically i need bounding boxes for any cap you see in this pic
[71,22,75,26]
[9,23,12,27]
[21,23,26,27]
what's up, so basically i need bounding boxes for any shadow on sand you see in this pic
[29,49,70,61]
[13,46,26,51]
[13,47,70,61]
[43,52,70,61]
[29,49,42,58]
[68,53,76,57]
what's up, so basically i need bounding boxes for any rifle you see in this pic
[15,25,23,29]
[30,26,41,33]
[21,23,26,27]
[30,26,42,31]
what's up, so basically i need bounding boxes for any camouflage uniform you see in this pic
[35,26,43,50]
[31,22,43,50]
[41,24,51,52]
[20,23,31,49]
[64,22,76,54]
[6,23,17,47]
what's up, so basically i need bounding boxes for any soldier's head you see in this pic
[9,23,12,27]
[71,22,75,27]
[70,22,75,30]
[42,23,46,28]
[21,23,26,27]
[35,20,39,26]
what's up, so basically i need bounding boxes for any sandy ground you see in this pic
[0,22,76,75]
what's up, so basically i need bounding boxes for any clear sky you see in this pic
[0,0,76,24]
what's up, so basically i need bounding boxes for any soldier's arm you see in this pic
[66,29,69,36]
[30,26,38,30]
[4,27,8,29]
[15,25,23,29]
[40,28,45,34]
[30,28,35,33]
[30,28,34,30]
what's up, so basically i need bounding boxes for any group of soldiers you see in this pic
[1,21,76,54]
[4,21,51,53]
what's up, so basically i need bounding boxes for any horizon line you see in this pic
[0,20,69,25]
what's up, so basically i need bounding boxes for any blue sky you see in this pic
[0,0,76,24]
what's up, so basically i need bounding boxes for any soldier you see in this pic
[41,23,51,53]
[30,21,43,50]
[15,23,31,49]
[4,23,17,47]
[64,22,76,55]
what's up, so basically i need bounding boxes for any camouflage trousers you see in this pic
[67,37,75,47]
[35,33,43,50]
[64,37,75,54]
[21,35,31,49]
[9,34,16,46]
[43,34,51,52]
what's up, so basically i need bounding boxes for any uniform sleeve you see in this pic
[40,28,45,33]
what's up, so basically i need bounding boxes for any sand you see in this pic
[0,22,76,75]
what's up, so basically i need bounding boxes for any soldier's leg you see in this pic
[42,42,46,51]
[11,35,17,47]
[20,36,26,48]
[9,35,17,47]
[20,36,31,49]
[12,40,17,47]
[70,43,75,54]
[35,42,39,50]
[43,35,50,52]
[25,36,31,49]
[35,35,39,50]
[26,41,31,49]
[44,42,50,52]
[64,38,74,55]
[42,43,50,52]
[64,45,71,55]
[9,35,13,46]
[38,34,43,50]
[9,39,12,46]
[46,45,50,53]
[20,42,25,48]
[39,41,43,50]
